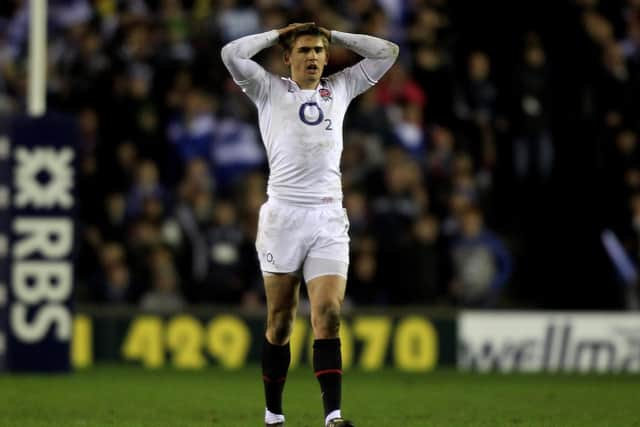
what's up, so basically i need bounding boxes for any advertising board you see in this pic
[459,312,640,373]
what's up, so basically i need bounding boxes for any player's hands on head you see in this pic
[277,22,315,37]
[317,26,332,41]
[277,22,332,42]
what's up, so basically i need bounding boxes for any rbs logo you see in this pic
[10,147,74,344]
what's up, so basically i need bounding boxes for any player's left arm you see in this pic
[322,28,399,99]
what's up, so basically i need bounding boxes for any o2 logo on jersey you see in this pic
[299,102,333,130]
[299,102,324,126]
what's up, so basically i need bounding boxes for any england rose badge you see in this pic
[319,88,332,101]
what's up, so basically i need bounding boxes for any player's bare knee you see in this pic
[272,320,293,344]
[267,308,295,344]
[313,303,341,338]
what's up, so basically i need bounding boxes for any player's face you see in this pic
[285,35,328,89]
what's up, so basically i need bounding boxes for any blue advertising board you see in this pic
[1,114,77,372]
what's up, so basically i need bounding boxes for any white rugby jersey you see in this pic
[221,30,398,205]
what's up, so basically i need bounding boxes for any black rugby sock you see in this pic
[262,337,291,415]
[313,338,342,417]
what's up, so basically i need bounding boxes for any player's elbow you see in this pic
[388,42,400,60]
[220,42,234,66]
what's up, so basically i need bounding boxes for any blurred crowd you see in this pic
[0,0,638,310]
[584,1,640,285]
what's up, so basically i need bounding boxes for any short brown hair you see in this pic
[279,24,330,52]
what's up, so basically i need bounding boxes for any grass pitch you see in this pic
[0,365,639,427]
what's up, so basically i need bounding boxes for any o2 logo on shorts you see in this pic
[299,102,324,126]
[266,252,274,264]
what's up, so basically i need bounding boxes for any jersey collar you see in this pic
[282,77,328,93]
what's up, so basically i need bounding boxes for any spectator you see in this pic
[167,87,216,165]
[201,199,259,303]
[94,242,133,303]
[404,214,448,304]
[449,206,512,307]
[455,51,497,128]
[100,192,128,242]
[211,115,266,195]
[159,0,194,63]
[126,219,164,300]
[140,266,186,312]
[125,159,168,218]
[511,36,554,183]
[376,62,426,109]
[140,245,186,312]
[347,236,382,305]
[370,150,427,303]
[412,43,456,126]
[216,0,261,43]
[174,187,214,299]
[392,101,426,159]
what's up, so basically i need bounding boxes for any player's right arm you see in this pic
[220,31,278,102]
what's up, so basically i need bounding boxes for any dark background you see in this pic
[1,0,637,310]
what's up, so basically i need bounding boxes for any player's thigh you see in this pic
[306,274,347,309]
[306,274,346,337]
[264,273,301,312]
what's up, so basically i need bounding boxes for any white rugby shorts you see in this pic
[255,198,350,279]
